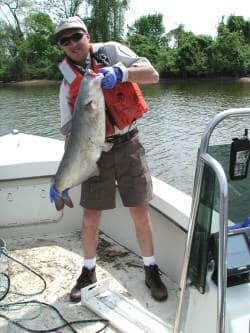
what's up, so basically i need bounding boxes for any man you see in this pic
[53,16,168,302]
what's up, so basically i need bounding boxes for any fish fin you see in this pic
[86,100,98,113]
[55,197,65,211]
[63,196,74,208]
[101,142,113,152]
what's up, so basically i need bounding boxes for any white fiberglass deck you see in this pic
[1,231,180,333]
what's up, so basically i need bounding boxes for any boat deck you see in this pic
[1,231,180,332]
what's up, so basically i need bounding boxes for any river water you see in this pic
[0,80,250,195]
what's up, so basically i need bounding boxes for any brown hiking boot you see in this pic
[70,266,97,302]
[144,264,168,301]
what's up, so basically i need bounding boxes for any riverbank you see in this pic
[0,79,59,86]
[237,77,250,82]
[1,76,250,87]
[159,76,250,83]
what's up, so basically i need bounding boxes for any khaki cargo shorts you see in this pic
[80,133,153,210]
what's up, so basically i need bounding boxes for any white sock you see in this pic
[143,256,155,266]
[83,257,96,269]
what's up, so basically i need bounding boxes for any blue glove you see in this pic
[98,66,122,89]
[50,184,69,203]
[50,184,59,203]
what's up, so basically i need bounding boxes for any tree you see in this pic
[109,0,129,40]
[210,30,246,76]
[214,16,250,76]
[227,15,250,43]
[0,12,62,81]
[243,21,250,43]
[126,34,160,64]
[167,24,187,49]
[0,22,9,81]
[24,12,55,34]
[86,0,129,41]
[227,15,246,34]
[176,33,213,77]
[0,0,34,37]
[39,0,85,19]
[127,13,165,47]
[0,18,22,58]
[218,15,250,43]
[19,12,62,79]
[156,48,179,77]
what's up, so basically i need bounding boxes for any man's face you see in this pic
[58,29,90,65]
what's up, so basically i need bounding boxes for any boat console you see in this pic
[175,108,250,333]
[211,227,250,286]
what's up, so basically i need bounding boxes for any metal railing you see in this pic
[174,108,250,333]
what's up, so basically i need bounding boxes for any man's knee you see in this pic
[83,209,102,228]
[130,205,151,227]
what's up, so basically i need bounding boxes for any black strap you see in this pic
[92,46,111,67]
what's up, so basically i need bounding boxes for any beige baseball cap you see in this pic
[53,16,88,42]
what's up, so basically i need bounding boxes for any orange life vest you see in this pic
[59,46,148,136]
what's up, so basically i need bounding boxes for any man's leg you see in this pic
[129,204,168,301]
[82,208,102,259]
[129,204,153,257]
[70,208,101,302]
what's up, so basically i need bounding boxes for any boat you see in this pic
[0,108,250,332]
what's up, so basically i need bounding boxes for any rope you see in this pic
[0,301,109,333]
[0,244,109,332]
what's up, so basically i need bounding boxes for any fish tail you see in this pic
[61,188,74,208]
[63,196,74,208]
[50,183,74,210]
[54,197,65,211]
[54,195,74,211]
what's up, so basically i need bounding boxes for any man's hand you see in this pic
[50,184,60,203]
[49,184,69,203]
[98,66,123,89]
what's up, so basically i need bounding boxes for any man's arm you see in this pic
[126,65,159,84]
[102,42,159,84]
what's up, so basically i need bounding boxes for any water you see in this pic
[0,80,250,195]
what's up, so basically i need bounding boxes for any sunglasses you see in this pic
[58,32,85,46]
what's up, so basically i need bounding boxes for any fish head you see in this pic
[76,72,105,118]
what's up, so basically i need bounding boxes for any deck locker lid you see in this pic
[0,180,62,226]
[0,132,64,180]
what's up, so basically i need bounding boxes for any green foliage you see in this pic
[166,24,187,49]
[0,0,34,37]
[0,12,62,81]
[86,0,129,41]
[242,44,250,72]
[0,4,249,82]
[176,33,213,77]
[227,15,245,33]
[127,13,165,47]
[38,0,85,18]
[218,15,250,44]
[24,12,55,34]
[211,29,247,76]
[126,34,160,64]
[156,48,179,77]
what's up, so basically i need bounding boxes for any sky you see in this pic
[127,0,250,37]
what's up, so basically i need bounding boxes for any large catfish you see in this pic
[52,71,107,211]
